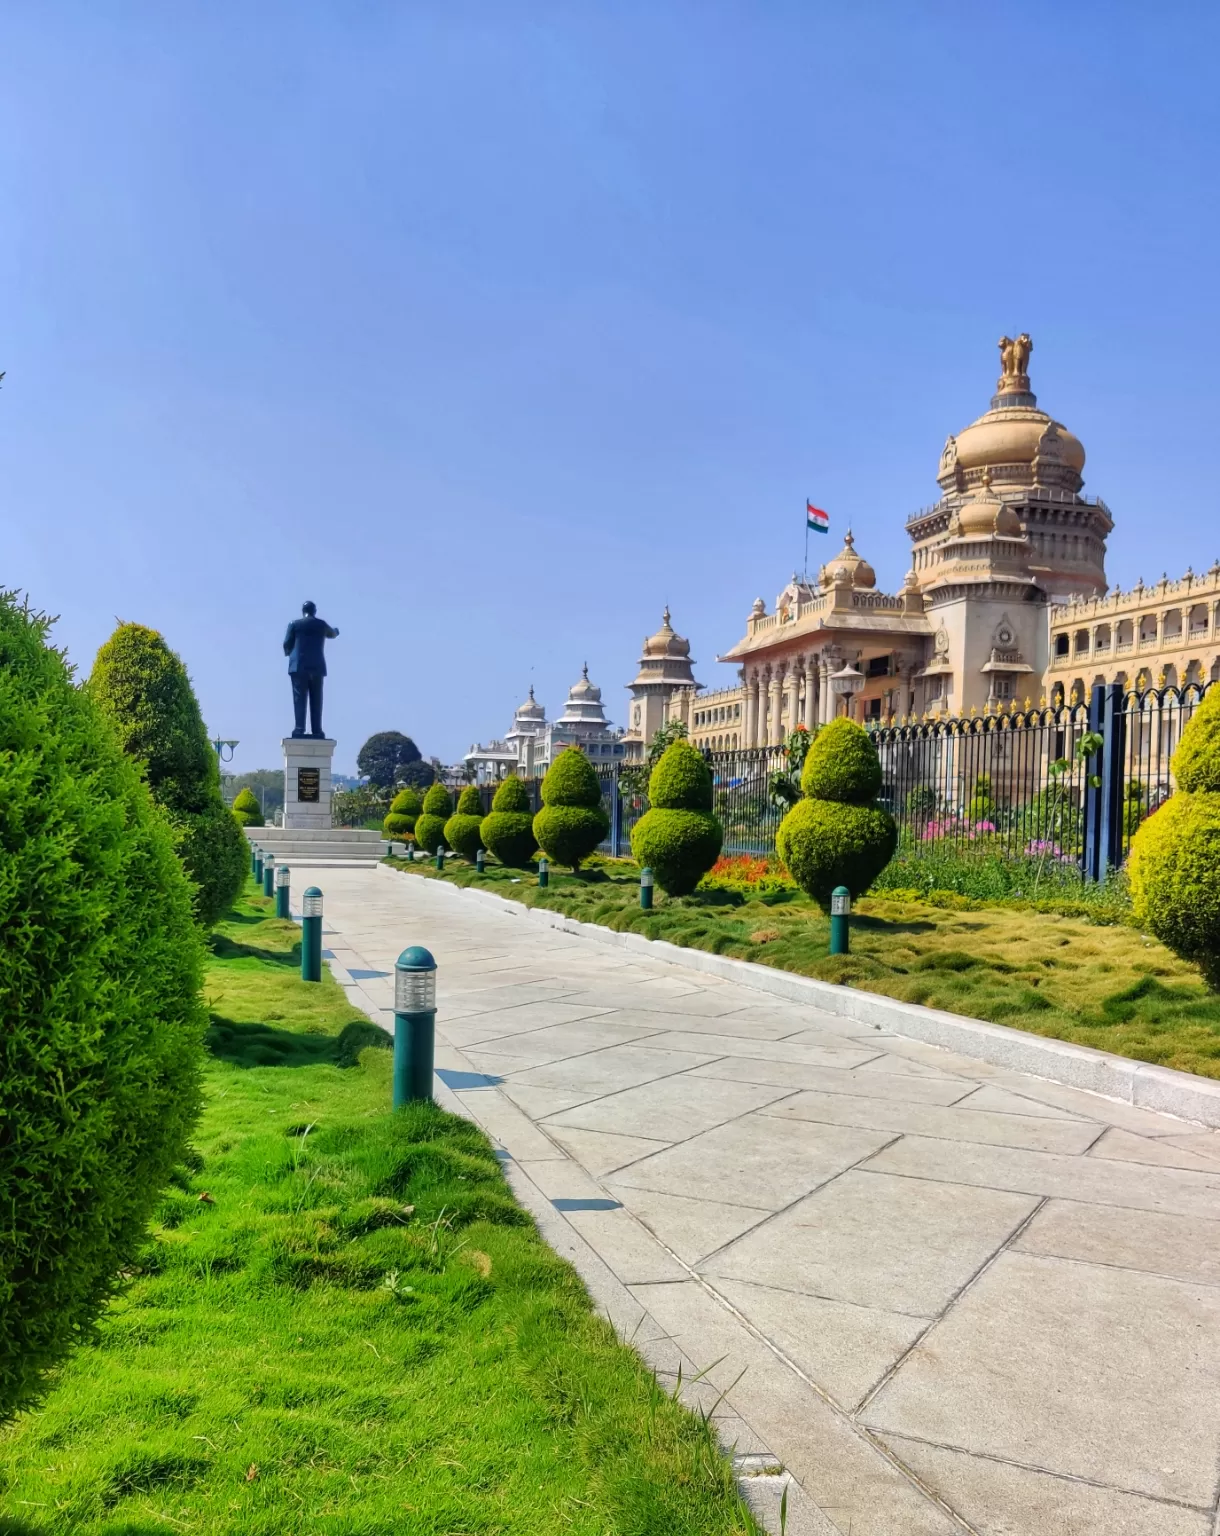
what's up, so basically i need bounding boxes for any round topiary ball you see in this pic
[414,783,453,855]
[231,787,264,827]
[0,594,206,1422]
[382,812,414,839]
[533,749,608,870]
[1128,791,1220,989]
[800,717,883,803]
[384,786,422,840]
[776,797,898,911]
[445,785,485,860]
[1172,687,1220,794]
[480,776,537,867]
[630,741,722,894]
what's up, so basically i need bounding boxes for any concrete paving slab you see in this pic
[606,1186,772,1264]
[862,1249,1220,1506]
[874,1434,1210,1536]
[761,1086,1103,1154]
[949,1083,1090,1121]
[1013,1198,1220,1287]
[545,1072,794,1140]
[494,1041,720,1096]
[610,1113,894,1211]
[643,1028,884,1070]
[707,1170,1037,1317]
[561,1206,689,1285]
[689,1056,974,1105]
[1087,1125,1220,1171]
[452,1016,664,1066]
[545,1125,673,1177]
[439,999,617,1046]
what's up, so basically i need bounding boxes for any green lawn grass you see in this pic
[388,856,1220,1080]
[0,886,759,1536]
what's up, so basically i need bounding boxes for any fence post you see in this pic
[609,767,621,859]
[1098,682,1127,880]
[1084,684,1105,882]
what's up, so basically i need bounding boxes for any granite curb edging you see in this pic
[376,861,1220,1130]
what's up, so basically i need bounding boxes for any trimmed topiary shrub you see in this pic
[231,786,264,827]
[445,786,484,860]
[533,748,609,870]
[776,717,897,910]
[1128,689,1220,988]
[630,740,722,895]
[413,782,453,855]
[383,785,422,840]
[0,593,206,1422]
[480,776,537,866]
[89,624,247,926]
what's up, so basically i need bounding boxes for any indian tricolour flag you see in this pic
[807,500,829,535]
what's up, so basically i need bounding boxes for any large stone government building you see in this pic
[638,335,1220,756]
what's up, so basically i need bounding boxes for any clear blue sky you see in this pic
[3,3,1218,773]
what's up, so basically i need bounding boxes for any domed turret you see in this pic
[556,664,610,727]
[514,685,545,723]
[643,606,692,660]
[817,529,876,590]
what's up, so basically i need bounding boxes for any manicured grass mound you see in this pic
[445,785,485,860]
[89,623,247,925]
[0,593,206,1423]
[230,786,264,827]
[534,748,609,870]
[481,775,538,866]
[1129,687,1220,989]
[383,784,422,839]
[413,781,453,856]
[0,889,759,1536]
[631,740,722,895]
[778,718,896,909]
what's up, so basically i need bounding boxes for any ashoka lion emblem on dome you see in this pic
[997,332,1033,391]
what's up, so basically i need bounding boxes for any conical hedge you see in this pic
[89,624,247,925]
[0,593,205,1421]
[480,776,537,866]
[533,748,608,870]
[630,740,722,894]
[231,786,264,827]
[445,785,485,860]
[776,718,896,910]
[413,781,453,856]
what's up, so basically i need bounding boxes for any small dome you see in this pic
[955,472,1025,539]
[819,529,876,589]
[567,663,601,702]
[643,606,691,658]
[515,685,545,720]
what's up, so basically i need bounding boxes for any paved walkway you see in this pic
[303,864,1220,1536]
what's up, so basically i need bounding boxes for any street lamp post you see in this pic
[829,662,866,718]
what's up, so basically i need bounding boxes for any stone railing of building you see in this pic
[1050,565,1220,628]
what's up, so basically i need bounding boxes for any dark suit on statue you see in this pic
[284,615,339,737]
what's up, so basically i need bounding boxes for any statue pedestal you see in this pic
[282,736,336,829]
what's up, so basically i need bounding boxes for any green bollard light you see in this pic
[393,946,437,1107]
[434,845,445,871]
[250,843,259,878]
[274,864,290,919]
[475,847,485,874]
[537,856,549,889]
[262,857,275,898]
[829,886,851,956]
[301,886,323,982]
[254,846,265,884]
[640,866,654,910]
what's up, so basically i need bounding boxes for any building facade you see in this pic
[465,668,626,782]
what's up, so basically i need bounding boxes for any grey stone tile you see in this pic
[875,1435,1210,1536]
[612,1113,893,1211]
[761,1087,1101,1154]
[546,1125,672,1177]
[707,1170,1036,1317]
[628,1010,823,1042]
[864,1250,1220,1505]
[1087,1126,1220,1171]
[454,1089,567,1162]
[456,1017,665,1067]
[948,1072,1193,1136]
[1156,1130,1220,1164]
[498,1042,718,1096]
[867,1134,1220,1219]
[713,1278,927,1410]
[545,1072,793,1140]
[1013,1198,1220,1287]
[633,1280,963,1536]
[851,1050,962,1080]
[644,1029,882,1070]
[690,1057,974,1106]
[950,1084,1089,1122]
[562,1206,688,1284]
[499,1082,593,1119]
[607,1186,772,1264]
[437,980,580,1017]
[439,999,617,1047]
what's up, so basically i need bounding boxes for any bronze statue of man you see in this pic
[283,601,339,738]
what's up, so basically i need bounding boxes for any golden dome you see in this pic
[954,408,1085,478]
[643,606,691,659]
[818,529,876,589]
[955,473,1025,538]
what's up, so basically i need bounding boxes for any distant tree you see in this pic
[357,732,422,789]
[224,768,283,818]
[395,758,436,790]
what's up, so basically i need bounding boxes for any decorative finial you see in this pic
[997,332,1033,393]
[844,528,855,549]
[981,466,993,491]
[662,605,671,626]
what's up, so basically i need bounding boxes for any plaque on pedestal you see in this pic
[282,737,336,829]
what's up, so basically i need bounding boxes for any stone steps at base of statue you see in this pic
[243,828,385,845]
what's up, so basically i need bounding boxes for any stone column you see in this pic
[787,660,801,738]
[804,656,818,729]
[818,658,832,724]
[744,671,759,747]
[768,668,783,746]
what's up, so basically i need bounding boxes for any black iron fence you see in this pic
[336,680,1213,879]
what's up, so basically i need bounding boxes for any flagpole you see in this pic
[803,506,809,583]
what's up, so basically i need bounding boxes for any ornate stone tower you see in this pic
[622,608,699,759]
